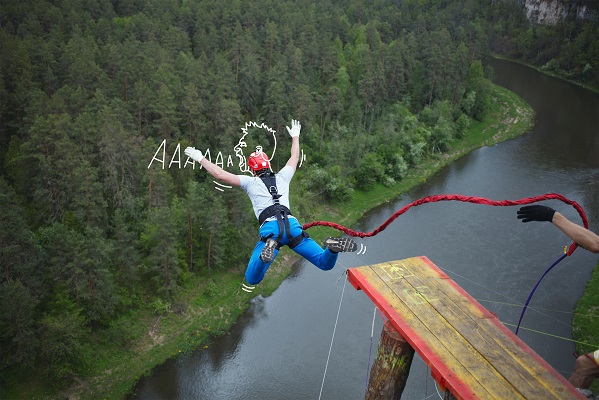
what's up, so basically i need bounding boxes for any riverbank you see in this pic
[492,53,599,96]
[10,84,533,400]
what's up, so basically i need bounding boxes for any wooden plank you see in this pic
[348,257,585,400]
[352,263,516,399]
[397,257,574,399]
[368,261,522,396]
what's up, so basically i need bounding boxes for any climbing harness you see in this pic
[258,171,308,251]
[303,193,589,335]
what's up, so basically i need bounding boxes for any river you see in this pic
[129,58,599,399]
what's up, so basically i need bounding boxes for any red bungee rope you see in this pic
[303,193,588,256]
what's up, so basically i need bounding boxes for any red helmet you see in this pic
[248,150,271,173]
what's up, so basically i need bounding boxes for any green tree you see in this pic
[229,22,262,117]
[141,205,181,301]
[262,61,290,132]
[67,162,103,230]
[207,54,240,145]
[318,86,342,151]
[98,100,142,209]
[151,78,180,140]
[130,80,152,136]
[0,281,38,374]
[23,114,77,223]
[182,82,206,145]
[76,227,116,325]
[384,39,407,101]
[38,289,88,382]
[105,39,142,102]
[0,177,41,286]
[264,20,281,70]
[61,29,106,93]
[465,60,492,121]
[192,186,229,276]
[450,42,470,103]
[111,206,143,292]
[353,152,385,191]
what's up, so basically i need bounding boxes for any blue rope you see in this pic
[515,252,567,335]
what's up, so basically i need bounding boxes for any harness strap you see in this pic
[260,227,308,249]
[275,210,287,242]
[259,172,281,203]
[257,171,307,251]
[287,230,309,249]
[259,210,294,248]
[260,233,283,249]
[258,204,292,226]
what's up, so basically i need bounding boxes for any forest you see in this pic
[0,0,597,395]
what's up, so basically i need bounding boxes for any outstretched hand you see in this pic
[286,119,301,138]
[517,205,556,223]
[184,147,204,163]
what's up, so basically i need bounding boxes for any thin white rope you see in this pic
[501,321,599,348]
[434,380,444,399]
[475,298,577,314]
[438,266,575,330]
[318,272,348,400]
[425,360,429,399]
[363,306,377,396]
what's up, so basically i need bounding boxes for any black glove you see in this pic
[517,205,556,223]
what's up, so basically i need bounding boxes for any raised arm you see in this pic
[517,205,599,253]
[285,119,301,171]
[184,147,241,187]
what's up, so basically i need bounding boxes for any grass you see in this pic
[4,84,535,400]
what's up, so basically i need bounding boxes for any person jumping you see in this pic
[184,119,357,287]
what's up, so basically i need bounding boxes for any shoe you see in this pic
[324,237,357,253]
[260,238,277,263]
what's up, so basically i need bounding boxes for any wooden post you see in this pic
[365,320,415,400]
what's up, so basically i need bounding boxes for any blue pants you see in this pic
[245,218,338,285]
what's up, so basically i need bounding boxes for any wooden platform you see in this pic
[347,256,585,400]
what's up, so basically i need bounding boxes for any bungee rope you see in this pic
[303,193,588,255]
[303,193,589,335]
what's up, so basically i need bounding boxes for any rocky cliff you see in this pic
[524,0,598,25]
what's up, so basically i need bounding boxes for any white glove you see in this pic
[286,119,301,138]
[184,147,204,163]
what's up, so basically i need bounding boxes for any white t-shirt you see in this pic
[238,166,295,221]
